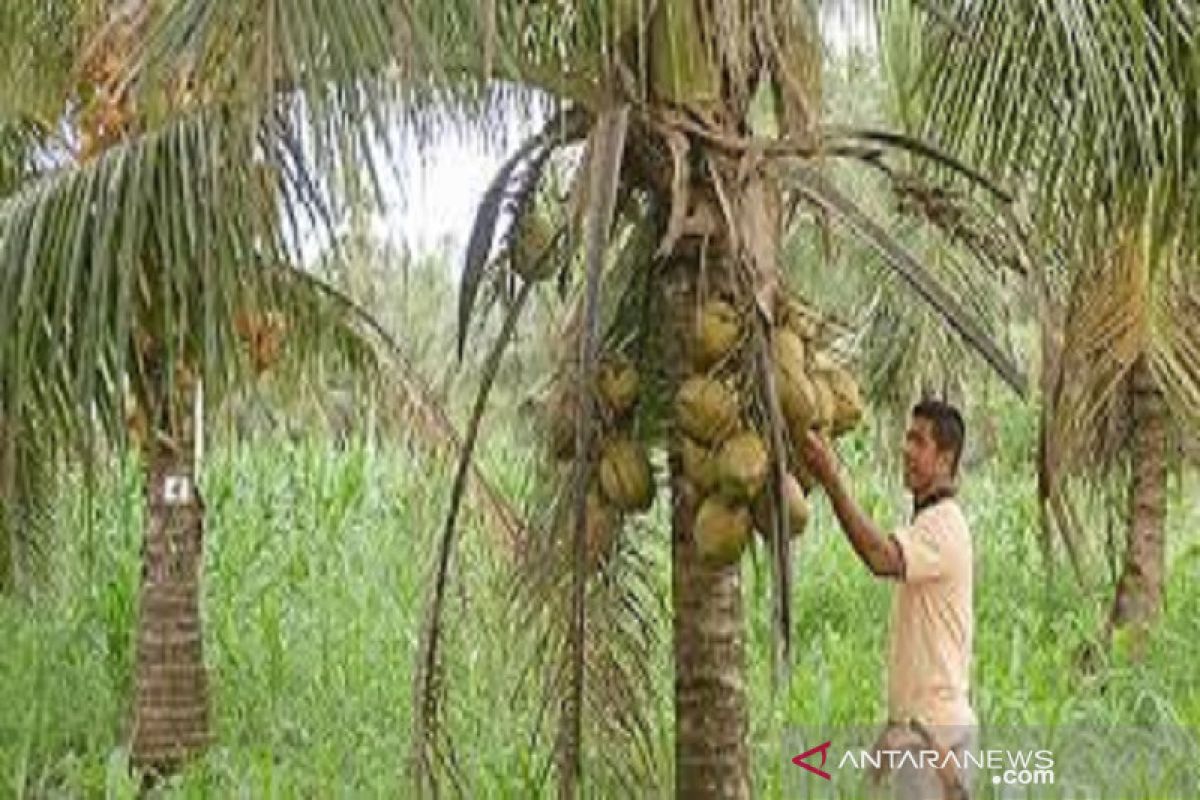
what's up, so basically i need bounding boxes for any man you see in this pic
[801,399,976,800]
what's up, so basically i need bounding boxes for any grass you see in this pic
[1,426,1197,797]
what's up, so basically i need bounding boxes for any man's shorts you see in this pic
[867,720,978,800]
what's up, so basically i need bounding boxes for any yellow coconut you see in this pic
[675,377,739,445]
[779,296,819,341]
[716,431,769,501]
[598,438,655,513]
[597,358,640,416]
[810,374,835,435]
[774,327,807,369]
[824,366,864,437]
[511,212,557,281]
[774,329,817,434]
[694,495,751,567]
[692,299,740,369]
[681,437,720,493]
[810,350,837,374]
[753,473,811,539]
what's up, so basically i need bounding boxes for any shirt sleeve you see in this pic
[892,517,946,583]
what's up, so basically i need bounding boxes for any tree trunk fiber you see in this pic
[664,253,751,799]
[130,432,211,773]
[1110,355,1167,646]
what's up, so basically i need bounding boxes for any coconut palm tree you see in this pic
[126,1,1029,794]
[896,0,1199,649]
[0,0,522,776]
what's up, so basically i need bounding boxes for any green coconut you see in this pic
[598,438,655,513]
[779,296,819,341]
[824,365,864,437]
[694,495,751,567]
[675,377,739,445]
[692,299,740,369]
[696,494,748,568]
[681,437,720,493]
[753,472,811,539]
[773,329,817,433]
[510,212,557,281]
[716,431,769,501]
[809,374,835,435]
[597,358,640,416]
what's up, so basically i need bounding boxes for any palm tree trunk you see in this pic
[663,253,751,799]
[1110,354,1168,643]
[671,476,751,798]
[130,404,211,773]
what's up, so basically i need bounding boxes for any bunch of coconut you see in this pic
[675,295,866,568]
[546,354,654,567]
[772,297,866,484]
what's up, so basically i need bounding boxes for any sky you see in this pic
[374,137,508,264]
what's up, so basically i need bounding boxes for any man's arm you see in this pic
[800,431,904,578]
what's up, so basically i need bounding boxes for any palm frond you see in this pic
[458,108,588,357]
[902,0,1197,250]
[558,104,630,796]
[786,162,1027,394]
[410,277,534,794]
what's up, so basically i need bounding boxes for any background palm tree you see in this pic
[0,0,523,776]
[894,0,1199,651]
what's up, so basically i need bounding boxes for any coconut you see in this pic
[777,366,817,434]
[810,350,836,374]
[597,359,639,416]
[753,472,811,539]
[694,495,751,567]
[779,297,819,341]
[810,374,835,435]
[692,299,739,369]
[598,437,654,513]
[511,212,557,281]
[774,329,817,433]
[681,437,720,493]
[824,366,864,436]
[774,327,807,369]
[716,431,769,501]
[675,377,739,445]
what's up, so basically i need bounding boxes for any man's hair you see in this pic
[912,398,966,475]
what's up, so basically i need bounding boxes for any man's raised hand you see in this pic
[800,430,839,489]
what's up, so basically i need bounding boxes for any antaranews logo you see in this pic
[788,725,1199,798]
[791,739,1055,789]
[791,740,832,780]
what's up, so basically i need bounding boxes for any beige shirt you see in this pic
[886,497,975,733]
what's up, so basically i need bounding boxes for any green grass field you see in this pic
[2,424,1198,797]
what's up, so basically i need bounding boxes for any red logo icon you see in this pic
[792,740,833,780]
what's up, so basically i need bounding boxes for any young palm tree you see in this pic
[901,0,1199,647]
[0,0,520,775]
[129,2,1027,794]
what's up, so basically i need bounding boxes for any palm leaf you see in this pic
[786,163,1028,395]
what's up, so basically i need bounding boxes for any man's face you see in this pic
[903,416,954,494]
